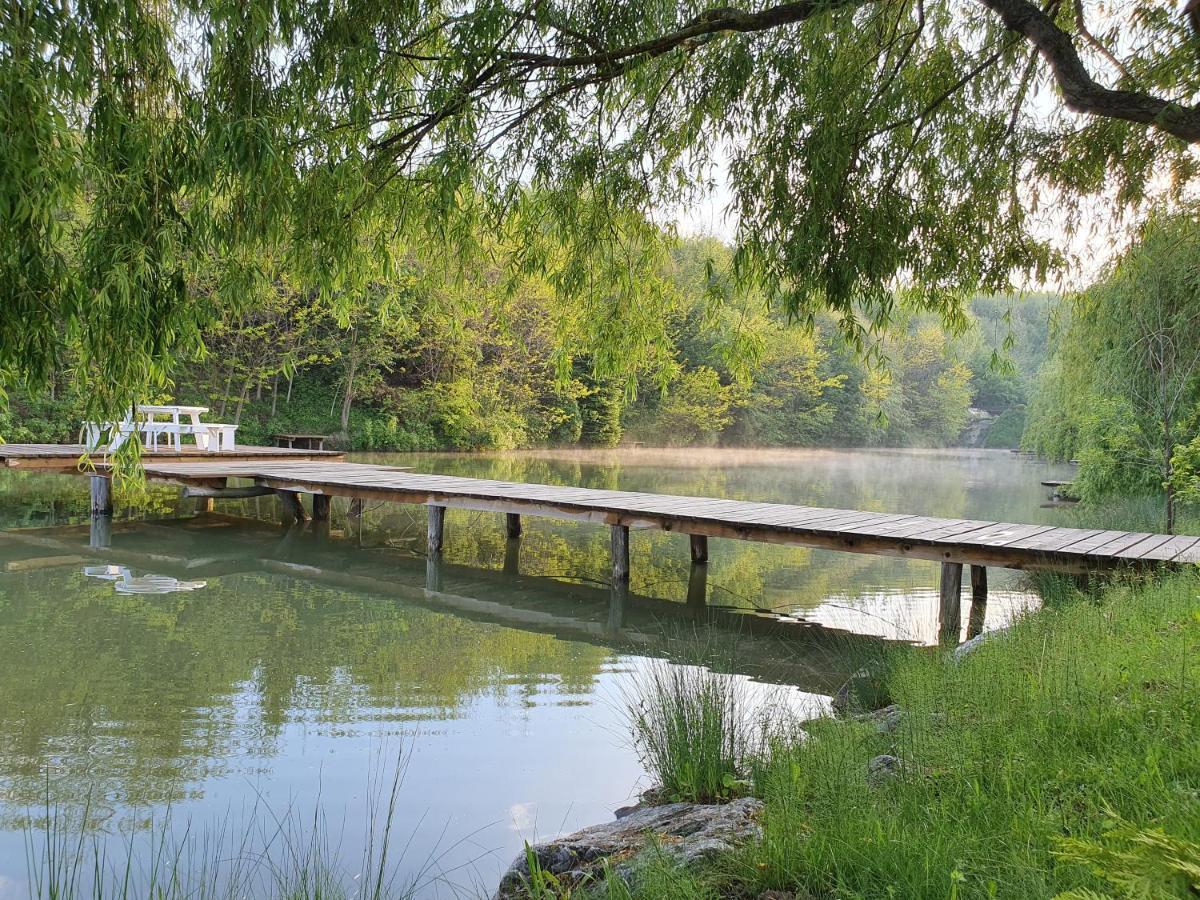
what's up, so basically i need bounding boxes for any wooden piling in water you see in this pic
[505,512,522,539]
[968,565,988,638]
[939,561,963,644]
[503,537,521,576]
[195,496,215,514]
[687,561,708,609]
[349,497,363,519]
[89,475,112,517]
[690,534,708,565]
[311,494,330,522]
[277,490,307,524]
[611,524,630,590]
[428,505,446,556]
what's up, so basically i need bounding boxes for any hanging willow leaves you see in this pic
[3,0,1199,417]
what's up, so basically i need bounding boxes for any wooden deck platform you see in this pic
[128,459,1200,572]
[3,446,1196,646]
[0,442,344,469]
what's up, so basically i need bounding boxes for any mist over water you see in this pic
[0,447,1074,895]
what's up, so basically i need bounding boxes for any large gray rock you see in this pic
[493,798,763,898]
[952,625,1009,661]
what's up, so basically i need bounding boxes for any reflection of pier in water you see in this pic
[0,513,964,694]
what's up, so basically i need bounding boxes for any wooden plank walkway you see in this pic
[0,443,344,469]
[127,459,1200,572]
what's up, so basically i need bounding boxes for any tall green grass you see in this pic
[625,660,770,804]
[612,571,1200,898]
[22,751,452,900]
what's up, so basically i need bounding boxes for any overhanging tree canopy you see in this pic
[3,0,1198,415]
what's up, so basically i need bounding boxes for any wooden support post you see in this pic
[607,585,626,633]
[277,490,307,525]
[349,498,363,519]
[505,512,522,539]
[194,496,214,514]
[687,561,708,610]
[427,505,446,556]
[1072,571,1091,593]
[311,494,330,522]
[89,475,113,517]
[689,534,708,565]
[89,515,112,549]
[938,561,963,645]
[425,556,443,593]
[967,565,988,639]
[503,537,521,577]
[611,524,630,591]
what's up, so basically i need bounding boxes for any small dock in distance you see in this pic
[3,445,1197,644]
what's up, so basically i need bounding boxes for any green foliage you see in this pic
[982,407,1026,449]
[1052,816,1200,899]
[4,0,1197,414]
[1024,210,1200,528]
[613,571,1200,899]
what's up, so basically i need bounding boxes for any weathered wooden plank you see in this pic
[1113,533,1177,560]
[1136,535,1200,561]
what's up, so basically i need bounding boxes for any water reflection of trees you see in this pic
[0,559,611,826]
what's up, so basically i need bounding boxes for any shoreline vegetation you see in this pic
[531,570,1200,900]
[22,566,1200,899]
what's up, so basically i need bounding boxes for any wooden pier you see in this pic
[3,445,1198,644]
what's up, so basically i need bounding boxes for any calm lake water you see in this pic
[0,447,1075,895]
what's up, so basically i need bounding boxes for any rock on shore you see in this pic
[493,798,763,898]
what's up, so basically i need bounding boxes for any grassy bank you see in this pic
[612,572,1200,899]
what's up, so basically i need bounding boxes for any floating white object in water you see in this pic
[114,576,206,594]
[83,565,206,594]
[82,564,126,580]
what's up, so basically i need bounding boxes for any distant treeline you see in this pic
[2,238,1053,453]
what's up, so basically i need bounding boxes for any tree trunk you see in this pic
[286,375,293,404]
[340,330,358,434]
[219,371,233,419]
[1165,421,1176,534]
[270,374,279,418]
[233,378,252,426]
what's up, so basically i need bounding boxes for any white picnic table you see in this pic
[83,404,238,453]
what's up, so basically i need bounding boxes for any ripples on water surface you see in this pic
[0,448,1075,895]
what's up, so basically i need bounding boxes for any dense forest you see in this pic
[0,237,1054,454]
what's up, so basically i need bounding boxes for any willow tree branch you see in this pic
[978,0,1200,142]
